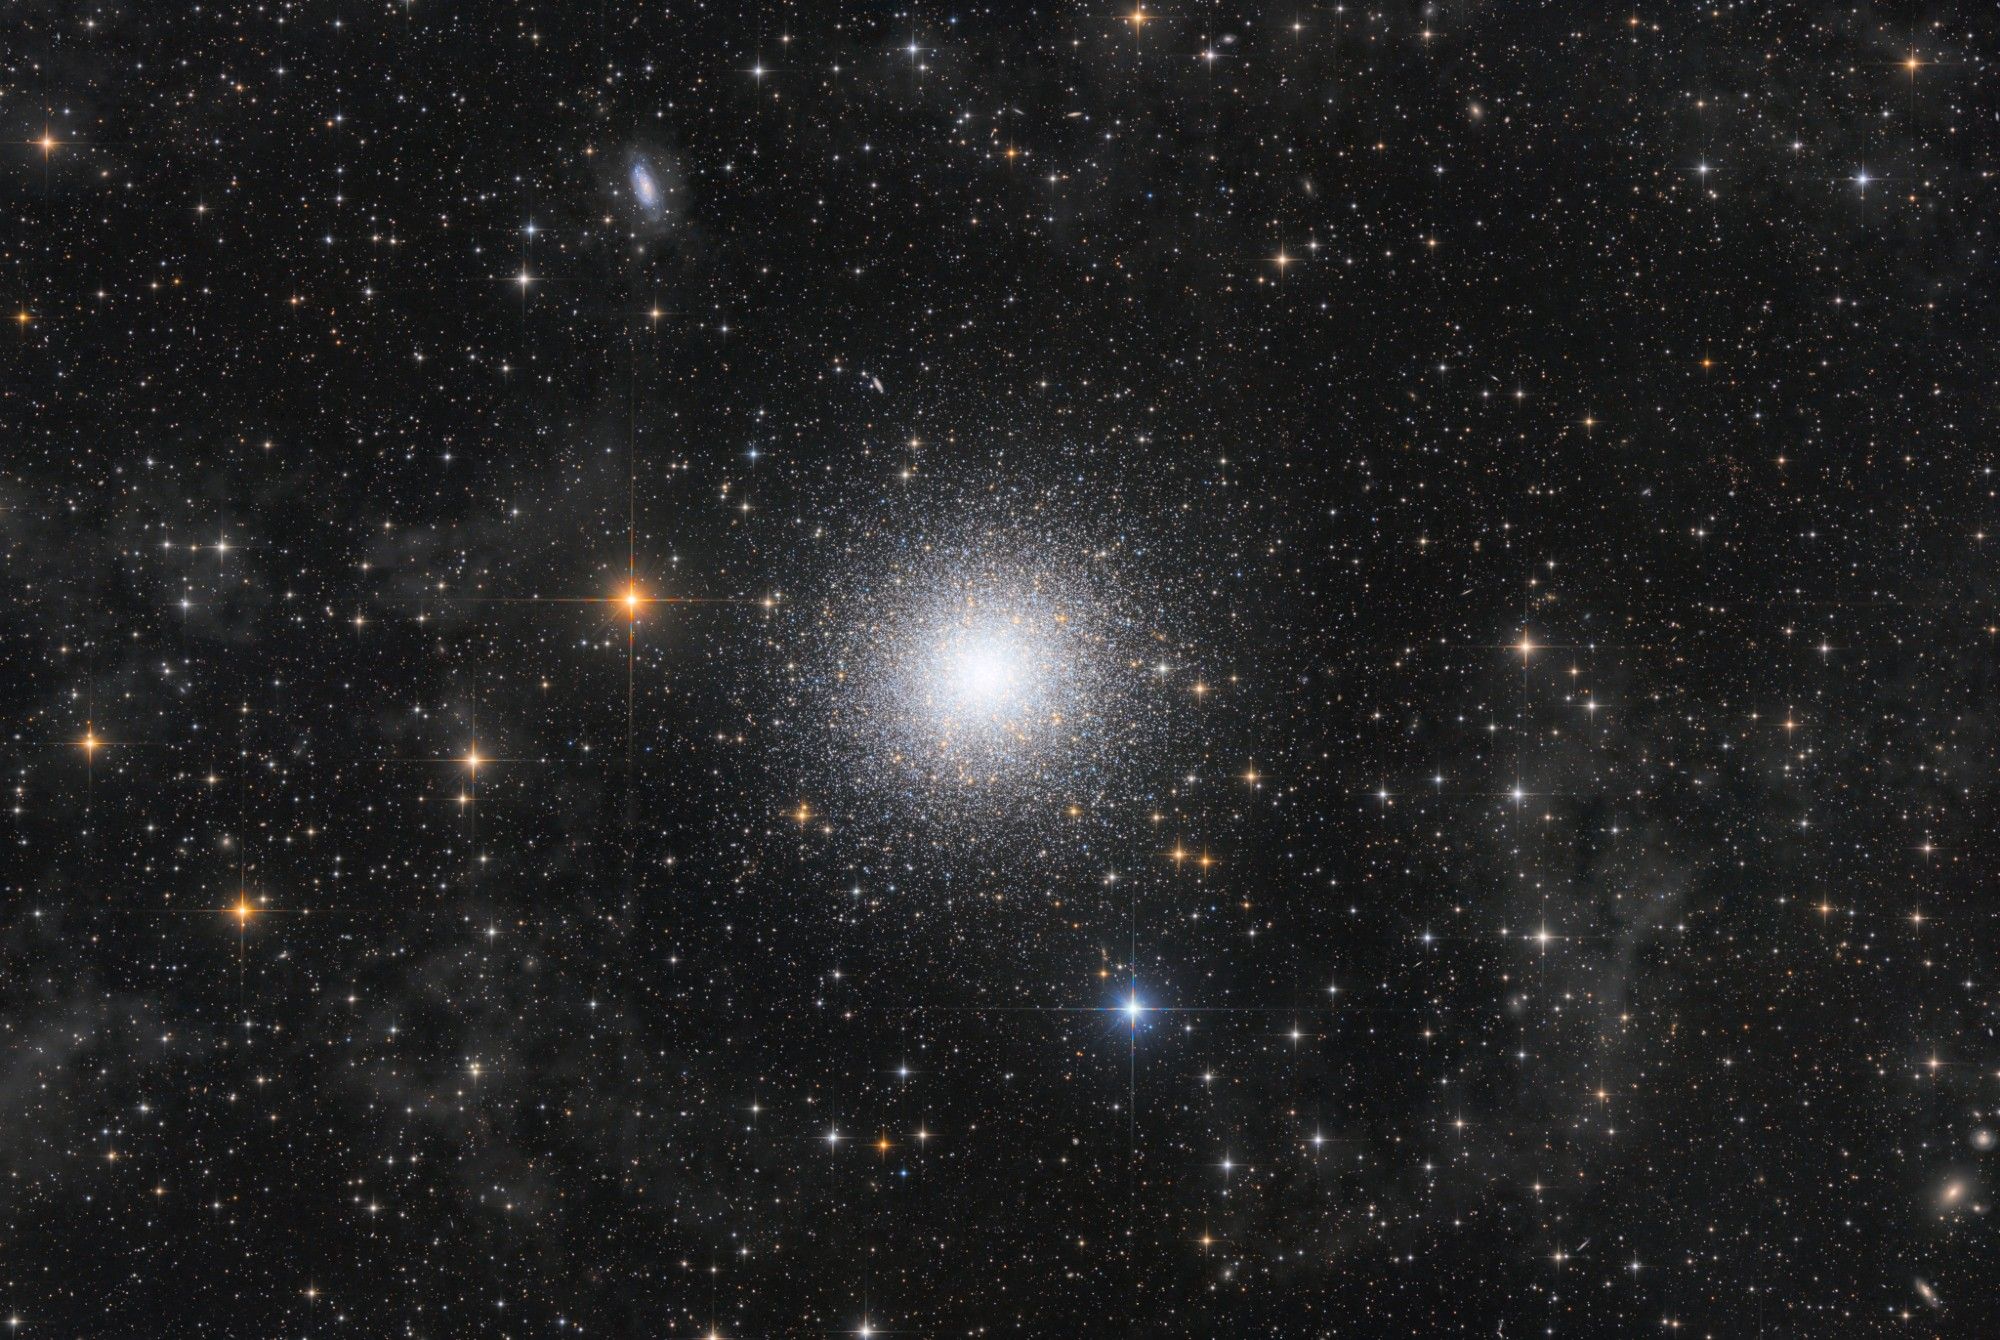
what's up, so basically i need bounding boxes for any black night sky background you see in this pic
[6,3,1999,1335]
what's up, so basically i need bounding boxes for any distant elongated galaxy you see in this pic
[621,147,680,233]
[6,4,1997,1337]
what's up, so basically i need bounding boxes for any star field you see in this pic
[6,3,1999,1336]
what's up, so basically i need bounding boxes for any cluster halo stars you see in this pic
[771,491,1215,839]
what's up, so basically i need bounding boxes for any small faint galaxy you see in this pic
[619,146,681,234]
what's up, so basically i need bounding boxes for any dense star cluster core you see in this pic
[776,501,1206,833]
[6,2,1999,1337]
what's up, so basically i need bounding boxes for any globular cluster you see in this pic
[6,2,2000,1337]
[766,486,1215,840]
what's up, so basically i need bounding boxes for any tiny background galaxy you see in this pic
[5,3,1999,1336]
